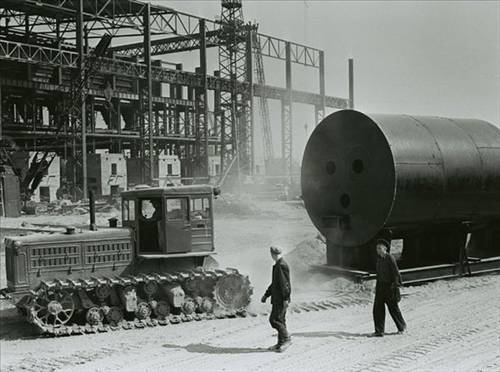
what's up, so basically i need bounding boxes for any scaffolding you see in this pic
[0,0,352,196]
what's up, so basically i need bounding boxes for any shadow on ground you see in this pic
[0,307,41,340]
[163,343,271,354]
[162,330,404,355]
[292,331,399,339]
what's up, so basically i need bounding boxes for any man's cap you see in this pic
[270,245,283,255]
[376,239,390,249]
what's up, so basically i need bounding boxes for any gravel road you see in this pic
[1,200,499,371]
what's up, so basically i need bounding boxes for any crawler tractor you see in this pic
[1,185,252,335]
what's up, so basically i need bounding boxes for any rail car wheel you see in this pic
[29,290,75,329]
[213,274,252,311]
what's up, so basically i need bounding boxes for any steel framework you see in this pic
[0,0,351,195]
[217,0,253,180]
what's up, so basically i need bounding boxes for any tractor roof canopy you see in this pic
[121,185,216,199]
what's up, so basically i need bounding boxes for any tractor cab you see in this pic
[121,185,218,258]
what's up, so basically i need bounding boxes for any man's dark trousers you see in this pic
[269,301,289,344]
[373,282,406,334]
[265,257,291,345]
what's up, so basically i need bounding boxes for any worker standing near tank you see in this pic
[371,239,407,337]
[261,246,292,352]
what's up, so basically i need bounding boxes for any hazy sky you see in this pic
[150,0,500,162]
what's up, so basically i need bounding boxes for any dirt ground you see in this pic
[1,199,499,371]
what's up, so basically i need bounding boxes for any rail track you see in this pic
[312,256,500,285]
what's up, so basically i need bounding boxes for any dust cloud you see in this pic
[213,195,372,310]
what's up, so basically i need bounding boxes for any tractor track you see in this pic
[2,267,253,337]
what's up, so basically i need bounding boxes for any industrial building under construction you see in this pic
[0,0,353,215]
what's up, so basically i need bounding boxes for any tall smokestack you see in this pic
[348,58,354,109]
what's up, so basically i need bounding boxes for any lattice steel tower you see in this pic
[218,0,254,181]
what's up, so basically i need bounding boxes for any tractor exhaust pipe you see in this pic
[89,190,97,231]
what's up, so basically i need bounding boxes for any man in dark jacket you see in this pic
[261,245,292,352]
[371,239,407,337]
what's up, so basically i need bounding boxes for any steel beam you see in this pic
[194,19,209,180]
[112,31,322,67]
[2,129,222,144]
[0,78,193,106]
[253,85,348,109]
[76,0,87,199]
[111,30,221,56]
[253,32,273,164]
[213,70,222,140]
[0,39,349,108]
[281,41,293,182]
[315,50,326,125]
[2,1,324,67]
[0,0,220,39]
[142,3,153,184]
[0,81,2,139]
[256,33,321,68]
[174,63,183,136]
[246,30,255,175]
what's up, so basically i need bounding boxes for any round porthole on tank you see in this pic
[340,193,351,208]
[326,161,336,175]
[352,159,364,174]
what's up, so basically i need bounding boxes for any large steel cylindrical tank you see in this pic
[301,110,500,248]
